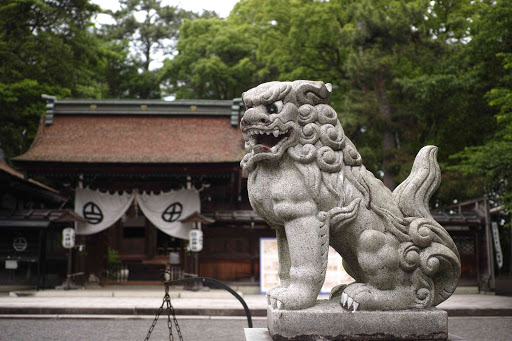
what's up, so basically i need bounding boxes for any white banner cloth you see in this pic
[75,188,135,235]
[75,188,200,240]
[137,189,199,240]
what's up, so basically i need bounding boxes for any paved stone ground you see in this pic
[0,317,267,341]
[0,317,511,341]
[448,316,512,341]
[1,285,510,340]
[0,290,511,316]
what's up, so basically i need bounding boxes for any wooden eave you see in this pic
[12,160,242,178]
[0,161,67,203]
[0,209,86,228]
[180,211,215,225]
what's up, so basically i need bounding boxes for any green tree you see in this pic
[165,0,508,206]
[101,0,215,99]
[160,17,261,100]
[229,0,497,199]
[450,0,512,209]
[100,40,140,98]
[0,0,105,160]
[227,0,446,189]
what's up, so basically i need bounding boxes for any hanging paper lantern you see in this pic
[189,229,203,252]
[62,227,75,249]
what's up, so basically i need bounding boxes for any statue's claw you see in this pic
[276,299,283,310]
[269,297,284,310]
[341,292,347,306]
[340,292,359,312]
[347,296,353,309]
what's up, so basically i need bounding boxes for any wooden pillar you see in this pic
[146,219,156,259]
[484,199,495,290]
[37,228,47,290]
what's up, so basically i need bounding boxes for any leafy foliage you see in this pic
[448,0,512,209]
[100,0,216,99]
[0,0,105,160]
[1,0,511,209]
[160,17,262,99]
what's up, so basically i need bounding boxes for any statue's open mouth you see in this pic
[247,128,291,153]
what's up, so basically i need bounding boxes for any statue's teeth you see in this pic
[273,130,279,137]
[266,131,271,135]
[271,146,277,153]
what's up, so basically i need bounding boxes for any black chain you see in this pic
[144,294,183,341]
[168,298,183,340]
[167,299,174,341]
[144,298,165,341]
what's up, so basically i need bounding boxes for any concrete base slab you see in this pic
[245,328,274,341]
[245,329,466,341]
[266,300,450,340]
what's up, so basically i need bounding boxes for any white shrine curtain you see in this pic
[75,188,200,240]
[75,187,135,235]
[137,189,200,240]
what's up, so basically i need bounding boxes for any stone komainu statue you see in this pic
[240,80,460,311]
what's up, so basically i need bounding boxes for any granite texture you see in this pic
[266,300,449,341]
[240,80,461,312]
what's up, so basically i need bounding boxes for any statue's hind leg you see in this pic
[341,229,416,311]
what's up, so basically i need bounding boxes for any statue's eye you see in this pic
[266,100,283,114]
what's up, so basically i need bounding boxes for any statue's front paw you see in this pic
[266,286,287,306]
[269,284,317,310]
[340,290,361,312]
[340,283,377,312]
[340,283,415,311]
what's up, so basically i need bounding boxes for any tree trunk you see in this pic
[143,47,151,72]
[374,75,395,190]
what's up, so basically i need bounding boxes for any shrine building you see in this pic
[0,159,84,288]
[11,96,274,286]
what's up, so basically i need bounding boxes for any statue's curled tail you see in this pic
[394,146,461,307]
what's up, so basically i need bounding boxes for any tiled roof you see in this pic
[14,99,245,164]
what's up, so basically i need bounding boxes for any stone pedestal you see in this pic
[266,300,450,341]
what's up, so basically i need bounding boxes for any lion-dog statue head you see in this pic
[240,80,362,176]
